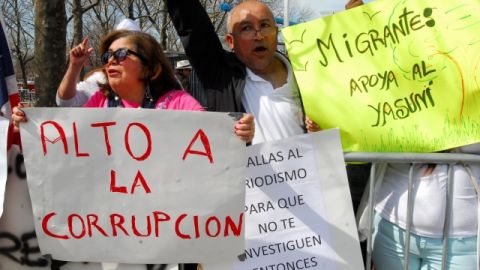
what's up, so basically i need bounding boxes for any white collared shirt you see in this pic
[241,53,304,144]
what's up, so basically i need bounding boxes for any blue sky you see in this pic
[295,0,374,20]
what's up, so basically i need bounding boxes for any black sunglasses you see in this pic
[101,48,146,65]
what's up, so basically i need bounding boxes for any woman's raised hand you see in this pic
[69,37,94,67]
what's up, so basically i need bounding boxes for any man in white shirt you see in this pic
[167,0,320,146]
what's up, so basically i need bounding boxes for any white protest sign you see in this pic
[0,151,191,269]
[205,129,363,270]
[0,145,50,269]
[0,146,178,270]
[19,108,246,264]
[0,116,8,217]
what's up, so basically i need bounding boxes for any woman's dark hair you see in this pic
[99,30,180,101]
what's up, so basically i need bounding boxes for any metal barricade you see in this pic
[18,87,37,105]
[344,152,480,270]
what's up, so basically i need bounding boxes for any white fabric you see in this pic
[175,59,191,69]
[5,74,17,96]
[101,263,118,270]
[241,53,304,144]
[115,18,141,31]
[464,164,480,270]
[56,71,105,107]
[1,74,17,116]
[374,144,480,238]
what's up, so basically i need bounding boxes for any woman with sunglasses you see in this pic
[85,30,202,110]
[56,18,141,108]
[13,30,255,143]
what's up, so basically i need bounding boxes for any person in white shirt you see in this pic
[370,143,479,270]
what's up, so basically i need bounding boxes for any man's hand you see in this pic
[235,113,255,143]
[305,116,321,133]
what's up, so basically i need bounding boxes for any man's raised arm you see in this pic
[165,0,233,86]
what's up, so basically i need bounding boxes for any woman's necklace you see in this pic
[107,85,155,109]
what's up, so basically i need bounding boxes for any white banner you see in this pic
[0,145,49,269]
[0,148,179,270]
[19,108,246,264]
[0,117,8,217]
[205,129,363,270]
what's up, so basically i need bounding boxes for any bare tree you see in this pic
[3,0,313,108]
[82,1,122,68]
[1,0,35,87]
[68,0,99,46]
[33,0,66,106]
[110,0,135,20]
[136,0,167,47]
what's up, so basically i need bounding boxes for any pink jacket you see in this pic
[83,89,205,111]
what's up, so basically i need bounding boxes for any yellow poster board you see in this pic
[282,0,480,152]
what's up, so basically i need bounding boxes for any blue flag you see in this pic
[0,16,18,114]
[0,14,19,150]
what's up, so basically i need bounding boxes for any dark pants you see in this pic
[180,263,197,270]
[346,163,371,267]
[346,163,371,214]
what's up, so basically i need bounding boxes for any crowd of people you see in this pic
[9,0,479,269]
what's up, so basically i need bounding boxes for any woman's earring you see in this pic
[144,85,153,102]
